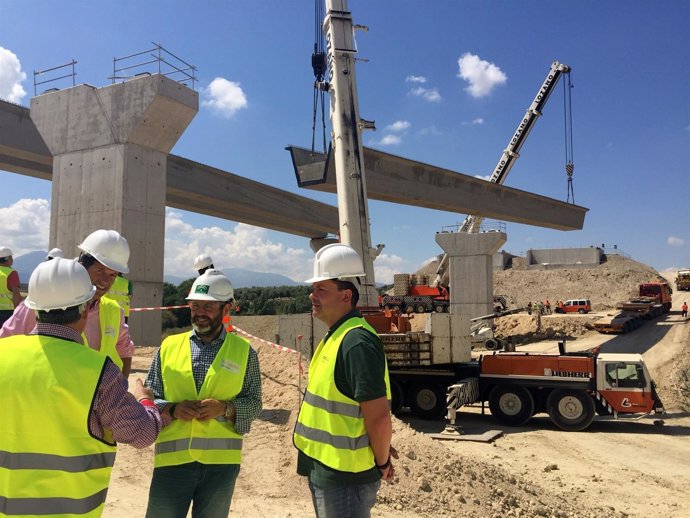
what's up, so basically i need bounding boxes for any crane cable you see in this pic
[311,0,328,153]
[563,70,575,204]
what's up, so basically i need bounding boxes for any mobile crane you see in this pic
[287,0,664,431]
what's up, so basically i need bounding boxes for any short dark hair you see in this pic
[78,252,98,270]
[36,304,85,325]
[197,264,214,276]
[0,257,9,264]
[335,280,359,308]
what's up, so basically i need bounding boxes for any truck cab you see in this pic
[595,353,664,415]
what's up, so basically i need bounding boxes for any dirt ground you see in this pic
[106,257,690,518]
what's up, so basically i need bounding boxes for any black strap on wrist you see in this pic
[375,456,391,470]
[168,403,177,419]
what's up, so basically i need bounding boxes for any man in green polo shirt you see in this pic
[294,243,396,518]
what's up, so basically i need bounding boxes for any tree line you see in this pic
[161,280,313,330]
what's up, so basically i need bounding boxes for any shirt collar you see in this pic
[328,308,361,334]
[190,326,227,346]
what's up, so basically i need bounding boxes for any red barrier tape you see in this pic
[130,305,189,312]
[234,328,298,354]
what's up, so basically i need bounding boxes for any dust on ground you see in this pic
[111,255,690,517]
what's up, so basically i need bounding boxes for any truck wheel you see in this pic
[409,383,447,420]
[546,389,596,431]
[578,308,586,314]
[416,304,426,314]
[443,306,450,313]
[384,304,394,311]
[488,385,534,426]
[434,304,444,313]
[484,338,499,351]
[404,305,415,314]
[390,381,404,415]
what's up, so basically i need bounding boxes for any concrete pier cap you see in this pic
[30,74,198,345]
[436,231,507,319]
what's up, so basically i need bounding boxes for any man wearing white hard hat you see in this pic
[0,257,161,517]
[193,253,215,276]
[144,269,262,518]
[0,230,136,378]
[46,247,64,260]
[294,243,396,518]
[0,247,22,327]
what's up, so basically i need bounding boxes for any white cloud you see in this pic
[474,174,492,181]
[0,46,27,103]
[457,52,507,98]
[202,77,248,118]
[410,86,441,102]
[385,120,411,132]
[164,209,310,281]
[378,134,402,146]
[0,198,50,254]
[418,125,442,136]
[405,75,427,84]
[472,118,484,125]
[668,236,685,246]
[374,253,405,284]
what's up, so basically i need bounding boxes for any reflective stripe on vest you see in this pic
[154,331,250,468]
[0,265,15,311]
[107,276,131,317]
[82,297,123,370]
[0,334,116,517]
[293,317,391,473]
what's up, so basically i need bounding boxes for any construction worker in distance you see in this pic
[143,269,262,518]
[0,257,161,518]
[682,301,688,319]
[0,247,23,327]
[46,247,64,260]
[0,230,136,378]
[109,273,133,324]
[194,253,215,276]
[294,243,397,518]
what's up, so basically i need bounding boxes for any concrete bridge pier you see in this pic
[30,75,198,345]
[435,231,507,319]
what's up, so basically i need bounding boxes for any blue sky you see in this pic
[1,1,688,283]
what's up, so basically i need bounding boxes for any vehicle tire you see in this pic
[416,304,426,314]
[443,305,450,313]
[488,385,535,426]
[384,304,394,311]
[484,338,499,351]
[409,382,447,420]
[390,380,404,415]
[546,389,596,431]
[404,304,415,314]
[578,308,586,314]
[434,304,444,313]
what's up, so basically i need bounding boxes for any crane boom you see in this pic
[437,61,571,286]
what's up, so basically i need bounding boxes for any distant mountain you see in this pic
[12,251,48,282]
[13,252,299,288]
[164,269,300,288]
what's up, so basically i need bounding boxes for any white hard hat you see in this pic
[25,257,96,311]
[0,247,12,259]
[186,269,234,302]
[78,230,130,274]
[194,254,214,271]
[305,243,365,283]
[46,248,64,260]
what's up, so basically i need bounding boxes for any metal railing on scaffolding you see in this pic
[33,60,77,96]
[110,42,197,90]
[440,221,507,234]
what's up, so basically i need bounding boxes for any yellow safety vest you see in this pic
[294,317,391,473]
[108,276,131,318]
[83,296,123,370]
[0,265,15,311]
[0,334,116,518]
[154,331,250,468]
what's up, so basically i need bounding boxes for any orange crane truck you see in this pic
[437,345,664,431]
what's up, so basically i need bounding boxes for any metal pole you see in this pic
[323,0,380,307]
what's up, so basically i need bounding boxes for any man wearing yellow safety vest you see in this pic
[294,243,397,518]
[0,230,136,378]
[0,247,22,327]
[144,269,262,518]
[0,257,161,517]
[109,273,133,323]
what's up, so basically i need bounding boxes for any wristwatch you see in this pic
[224,401,236,421]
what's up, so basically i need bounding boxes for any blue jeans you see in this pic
[308,480,381,518]
[145,462,240,518]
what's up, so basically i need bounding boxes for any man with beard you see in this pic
[144,269,262,518]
